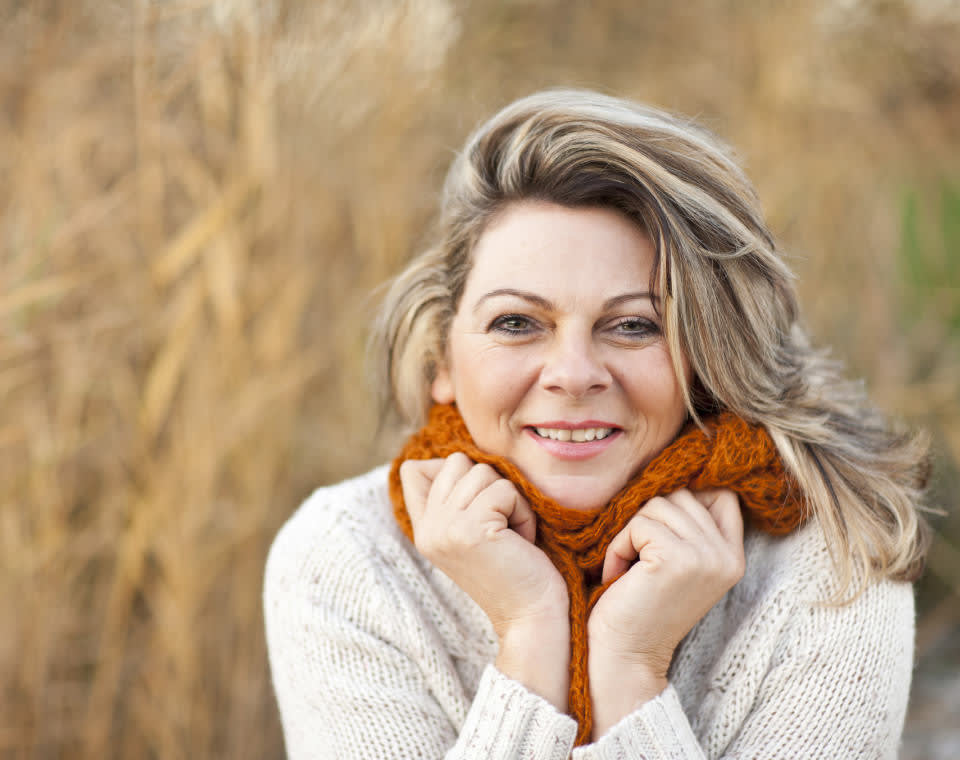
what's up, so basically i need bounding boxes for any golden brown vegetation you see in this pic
[2,1,958,757]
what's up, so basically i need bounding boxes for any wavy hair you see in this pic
[371,89,930,597]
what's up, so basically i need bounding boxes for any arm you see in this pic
[572,561,915,758]
[263,480,578,759]
[719,577,914,759]
[400,455,573,712]
[584,489,745,742]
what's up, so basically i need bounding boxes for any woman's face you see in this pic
[432,201,691,511]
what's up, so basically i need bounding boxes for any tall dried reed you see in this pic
[1,1,957,757]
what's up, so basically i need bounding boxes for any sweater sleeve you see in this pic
[572,577,914,760]
[263,482,578,760]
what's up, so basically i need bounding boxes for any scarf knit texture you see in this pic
[388,403,805,745]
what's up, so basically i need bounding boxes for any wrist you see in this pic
[588,646,669,740]
[495,617,570,713]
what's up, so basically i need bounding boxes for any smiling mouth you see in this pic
[532,426,616,442]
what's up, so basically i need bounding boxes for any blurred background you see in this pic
[2,0,958,757]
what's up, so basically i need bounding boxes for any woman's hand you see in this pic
[586,488,745,738]
[399,453,571,710]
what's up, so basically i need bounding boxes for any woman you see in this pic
[264,90,930,758]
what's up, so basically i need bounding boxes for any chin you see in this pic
[535,475,619,512]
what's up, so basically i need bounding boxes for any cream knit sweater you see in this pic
[264,466,915,759]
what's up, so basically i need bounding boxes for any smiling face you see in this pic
[431,201,691,511]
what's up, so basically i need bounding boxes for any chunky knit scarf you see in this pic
[389,403,805,745]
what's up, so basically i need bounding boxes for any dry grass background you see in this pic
[2,0,959,757]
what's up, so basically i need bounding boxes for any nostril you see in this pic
[537,332,613,397]
[540,361,611,398]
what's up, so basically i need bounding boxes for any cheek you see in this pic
[629,350,687,415]
[456,337,534,382]
[458,350,532,407]
[448,348,540,445]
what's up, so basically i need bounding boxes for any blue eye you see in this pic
[490,314,536,334]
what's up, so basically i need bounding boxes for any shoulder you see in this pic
[263,465,413,632]
[265,464,397,578]
[676,520,915,756]
[263,464,490,649]
[686,518,914,671]
[752,521,914,705]
[732,519,914,656]
[741,517,913,611]
[272,464,397,540]
[740,523,915,755]
[764,519,913,659]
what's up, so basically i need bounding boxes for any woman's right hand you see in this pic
[399,453,571,709]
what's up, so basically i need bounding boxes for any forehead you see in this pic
[463,202,657,297]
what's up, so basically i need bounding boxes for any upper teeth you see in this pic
[534,427,614,442]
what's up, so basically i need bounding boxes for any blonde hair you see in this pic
[372,89,930,596]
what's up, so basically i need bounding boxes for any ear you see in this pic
[431,364,455,404]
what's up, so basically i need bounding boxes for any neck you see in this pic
[388,402,805,745]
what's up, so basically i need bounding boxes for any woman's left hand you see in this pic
[586,488,745,739]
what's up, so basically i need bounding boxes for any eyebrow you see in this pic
[473,288,659,313]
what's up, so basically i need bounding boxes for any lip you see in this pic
[529,420,620,429]
[524,424,622,461]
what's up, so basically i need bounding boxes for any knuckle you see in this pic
[644,551,668,572]
[628,513,655,541]
[471,464,500,490]
[488,478,516,498]
[730,553,746,582]
[642,496,669,512]
[719,489,740,507]
[604,542,620,562]
[399,459,421,482]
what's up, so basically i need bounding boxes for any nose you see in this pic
[538,328,612,398]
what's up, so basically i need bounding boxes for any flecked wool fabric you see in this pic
[389,403,806,744]
[265,466,915,758]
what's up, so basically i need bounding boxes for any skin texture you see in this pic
[431,202,689,511]
[400,202,745,736]
[587,488,744,737]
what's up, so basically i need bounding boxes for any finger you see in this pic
[399,458,446,524]
[662,488,725,538]
[693,489,744,547]
[445,462,501,513]
[427,452,476,511]
[639,492,708,541]
[471,479,537,543]
[602,513,679,584]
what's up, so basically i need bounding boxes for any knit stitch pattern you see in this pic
[389,403,806,744]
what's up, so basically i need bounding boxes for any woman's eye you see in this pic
[611,317,659,338]
[490,314,536,334]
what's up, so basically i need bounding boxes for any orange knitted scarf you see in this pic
[388,403,805,745]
